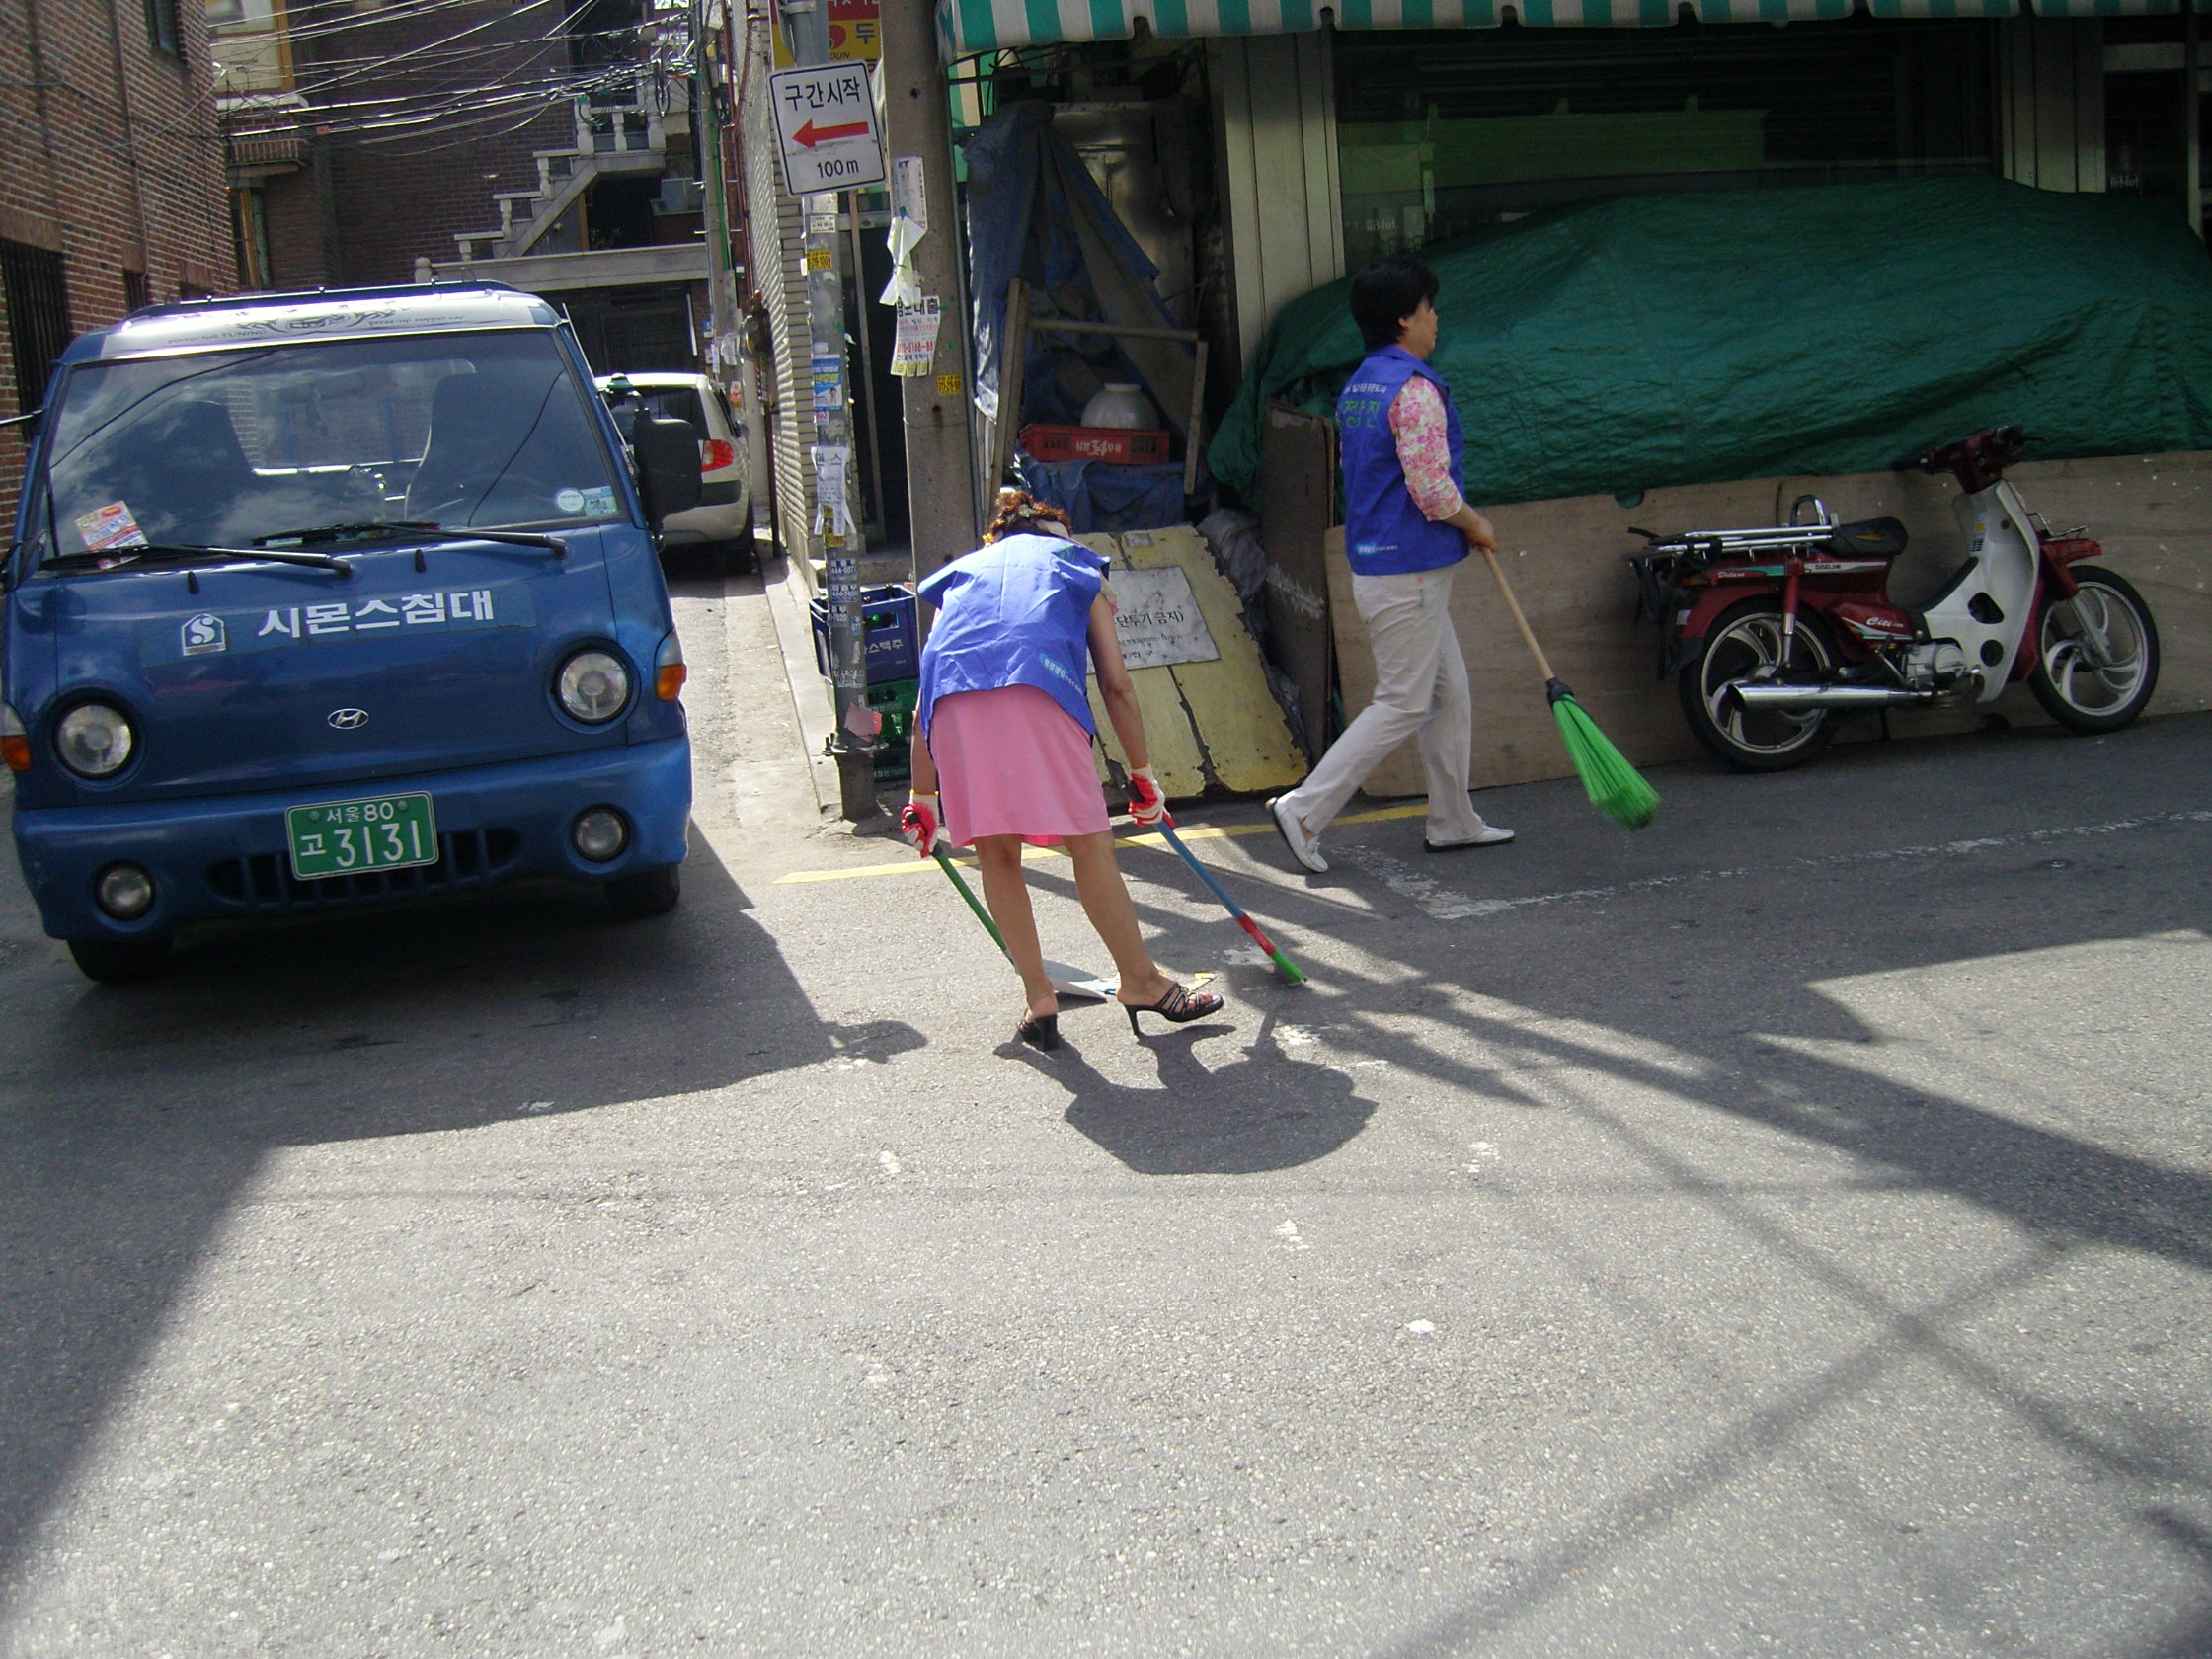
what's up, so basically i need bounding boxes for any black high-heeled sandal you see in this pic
[1016,1011,1061,1052]
[1122,981,1224,1036]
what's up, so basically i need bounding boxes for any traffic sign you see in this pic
[767,62,886,197]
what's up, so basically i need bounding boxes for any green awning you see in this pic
[941,0,1873,55]
[938,0,2206,59]
[2026,0,2206,12]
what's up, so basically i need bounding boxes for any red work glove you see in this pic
[1126,765,1170,829]
[900,791,948,858]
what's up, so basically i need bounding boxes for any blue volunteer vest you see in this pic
[1337,344,1468,577]
[914,532,1110,743]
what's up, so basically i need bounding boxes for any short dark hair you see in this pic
[1349,256,1440,350]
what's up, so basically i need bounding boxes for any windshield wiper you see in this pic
[43,542,353,577]
[254,519,568,558]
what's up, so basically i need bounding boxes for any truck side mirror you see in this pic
[632,412,702,529]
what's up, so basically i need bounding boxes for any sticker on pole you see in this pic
[768,62,886,197]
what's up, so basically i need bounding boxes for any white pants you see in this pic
[1276,564,1484,844]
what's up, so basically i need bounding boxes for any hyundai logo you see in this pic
[327,708,369,731]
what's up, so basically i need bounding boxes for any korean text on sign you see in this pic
[257,591,497,641]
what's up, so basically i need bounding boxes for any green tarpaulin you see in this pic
[1210,176,2212,510]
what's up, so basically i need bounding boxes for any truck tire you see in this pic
[605,865,680,920]
[68,937,173,983]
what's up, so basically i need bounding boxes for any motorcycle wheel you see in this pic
[1678,599,1842,772]
[2027,568,2160,734]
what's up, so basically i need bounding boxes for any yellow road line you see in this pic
[770,802,1430,885]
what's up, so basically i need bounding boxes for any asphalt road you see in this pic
[0,554,2207,1658]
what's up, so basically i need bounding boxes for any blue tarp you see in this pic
[963,103,1196,439]
[1016,456,1191,534]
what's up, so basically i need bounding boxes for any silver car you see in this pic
[595,371,754,572]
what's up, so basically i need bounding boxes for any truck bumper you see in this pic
[12,737,692,942]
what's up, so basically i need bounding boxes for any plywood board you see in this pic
[1125,527,1306,795]
[1258,401,1336,759]
[1328,451,2212,800]
[1081,528,1307,799]
[1082,532,1210,799]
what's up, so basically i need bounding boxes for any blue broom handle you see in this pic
[1157,823,1249,918]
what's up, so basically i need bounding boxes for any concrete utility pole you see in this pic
[780,0,876,819]
[876,0,979,578]
[696,0,737,372]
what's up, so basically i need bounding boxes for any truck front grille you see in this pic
[204,829,523,911]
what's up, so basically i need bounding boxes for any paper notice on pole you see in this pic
[811,443,855,537]
[878,215,923,306]
[891,156,927,235]
[1106,567,1221,670]
[810,350,844,410]
[891,298,941,376]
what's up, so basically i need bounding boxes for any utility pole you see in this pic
[779,0,876,819]
[695,0,737,377]
[876,0,979,578]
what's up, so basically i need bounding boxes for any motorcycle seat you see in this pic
[1825,516,1909,559]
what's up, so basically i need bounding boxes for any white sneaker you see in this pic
[1425,825,1515,853]
[1267,796,1328,873]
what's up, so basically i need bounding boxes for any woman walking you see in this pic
[900,491,1224,1052]
[1265,255,1514,873]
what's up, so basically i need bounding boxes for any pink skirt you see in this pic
[930,684,1110,847]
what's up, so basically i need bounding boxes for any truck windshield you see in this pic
[39,330,622,557]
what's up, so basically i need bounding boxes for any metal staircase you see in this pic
[452,72,681,262]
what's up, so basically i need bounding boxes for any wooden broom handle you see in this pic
[1479,547,1556,682]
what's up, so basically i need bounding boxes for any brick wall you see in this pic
[267,0,580,287]
[0,0,236,524]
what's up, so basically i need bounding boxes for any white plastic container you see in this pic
[1080,382,1157,430]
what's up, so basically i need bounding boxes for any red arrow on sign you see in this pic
[794,118,869,148]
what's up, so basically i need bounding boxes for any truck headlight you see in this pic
[56,702,135,777]
[556,651,629,723]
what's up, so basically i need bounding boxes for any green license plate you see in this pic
[286,792,438,880]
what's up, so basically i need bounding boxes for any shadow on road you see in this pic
[0,820,918,1599]
[1016,1013,1378,1175]
[1086,717,2212,1654]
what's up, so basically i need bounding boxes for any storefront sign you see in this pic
[771,0,878,66]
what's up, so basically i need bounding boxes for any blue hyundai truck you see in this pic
[1,282,703,981]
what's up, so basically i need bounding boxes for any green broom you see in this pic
[1480,547,1659,831]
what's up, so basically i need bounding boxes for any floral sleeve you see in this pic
[1387,376,1467,523]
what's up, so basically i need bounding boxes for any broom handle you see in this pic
[934,849,1011,960]
[1479,547,1557,682]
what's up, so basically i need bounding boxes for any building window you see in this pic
[1,239,72,422]
[123,268,149,311]
[1336,21,1995,263]
[145,0,182,57]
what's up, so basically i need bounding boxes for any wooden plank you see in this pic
[1258,401,1336,761]
[1127,528,1306,795]
[1079,532,1210,799]
[1330,451,2212,800]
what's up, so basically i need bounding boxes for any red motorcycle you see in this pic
[1628,427,2162,771]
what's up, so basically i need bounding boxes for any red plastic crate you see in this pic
[1018,424,1171,465]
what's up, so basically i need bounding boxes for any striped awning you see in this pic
[1862,0,2014,13]
[937,0,2171,51]
[2024,0,2206,12]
